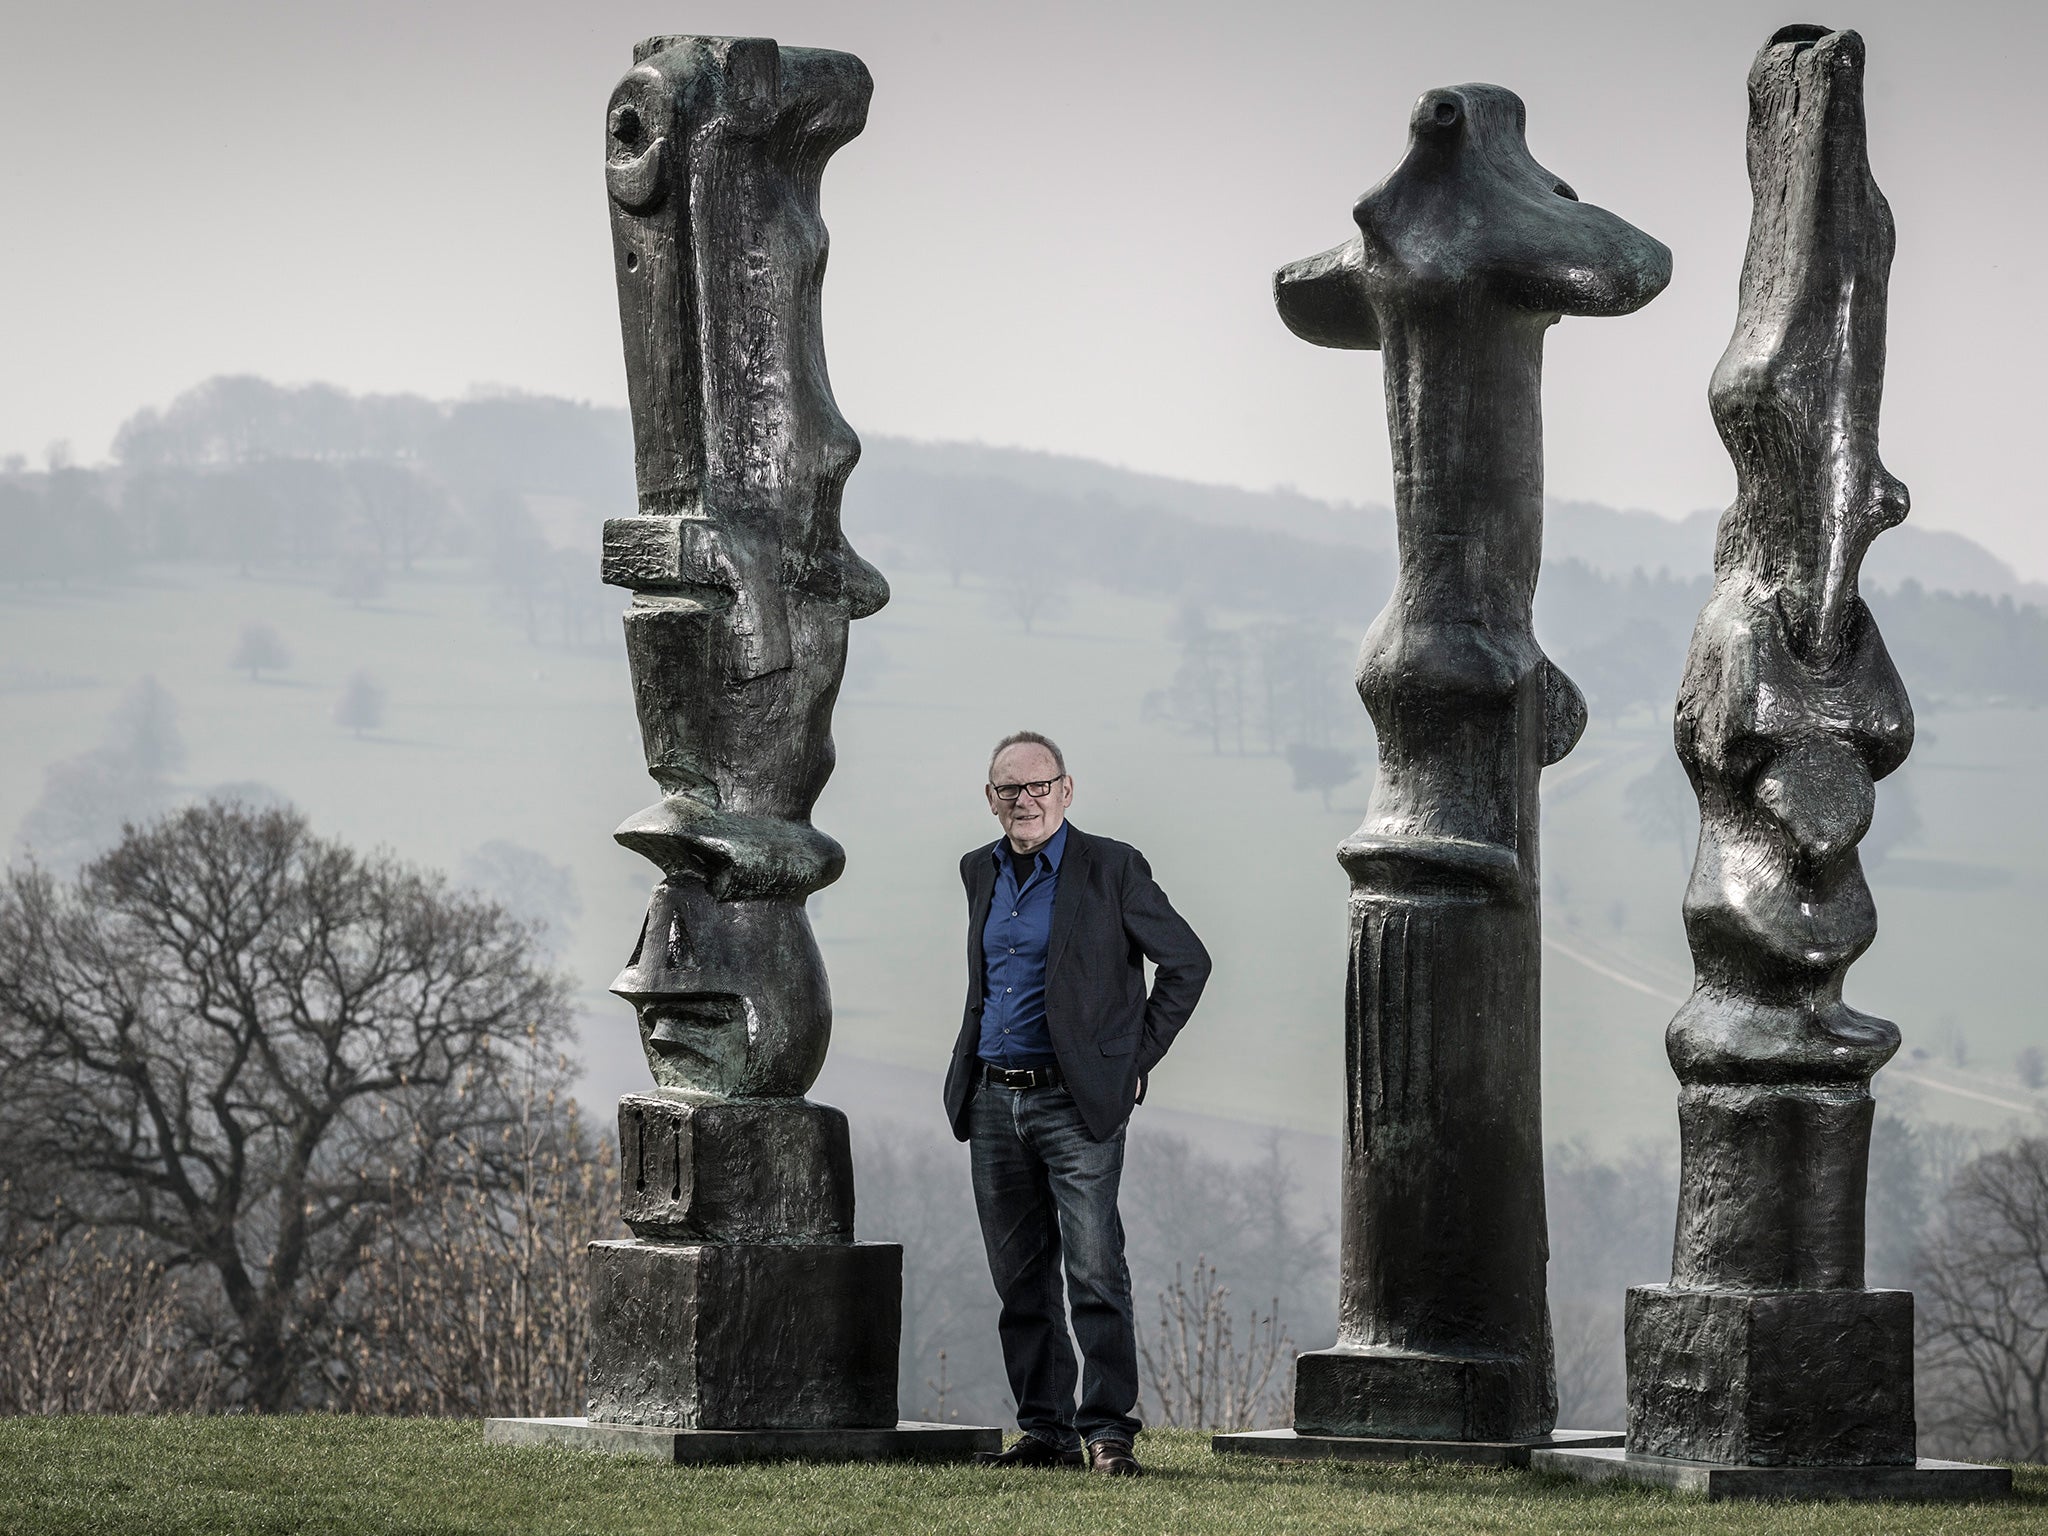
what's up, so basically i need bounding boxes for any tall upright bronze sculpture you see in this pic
[1219,83,1668,1464]
[487,34,995,1462]
[1532,25,2009,1501]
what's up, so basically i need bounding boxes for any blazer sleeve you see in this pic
[1119,850,1211,1075]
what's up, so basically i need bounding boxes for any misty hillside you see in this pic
[3,375,2045,1155]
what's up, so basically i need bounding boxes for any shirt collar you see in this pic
[990,820,1069,875]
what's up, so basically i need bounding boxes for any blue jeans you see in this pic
[968,1077,1141,1448]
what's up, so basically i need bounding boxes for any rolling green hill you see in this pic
[4,376,2044,1157]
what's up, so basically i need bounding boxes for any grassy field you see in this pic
[0,1419,2036,1536]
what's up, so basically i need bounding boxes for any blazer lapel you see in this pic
[967,845,998,1007]
[1047,824,1089,977]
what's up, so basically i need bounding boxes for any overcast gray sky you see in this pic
[4,1,2042,570]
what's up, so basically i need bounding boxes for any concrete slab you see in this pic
[484,1416,1000,1464]
[1211,1427,1624,1468]
[1530,1445,2013,1502]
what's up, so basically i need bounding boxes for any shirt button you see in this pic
[1006,987,1013,993]
[1009,948,1016,955]
[1010,911,1017,917]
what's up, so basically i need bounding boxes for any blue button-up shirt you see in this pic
[977,822,1067,1066]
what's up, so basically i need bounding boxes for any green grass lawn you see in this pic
[0,1419,2037,1536]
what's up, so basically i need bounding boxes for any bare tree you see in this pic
[331,1053,613,1416]
[334,552,387,607]
[12,677,185,873]
[1919,1136,2048,1462]
[0,800,575,1411]
[2018,1048,2045,1092]
[1552,1297,1622,1429]
[1285,742,1359,810]
[0,1212,214,1414]
[1167,609,1244,755]
[1137,1257,1293,1430]
[460,841,582,957]
[1249,622,1346,754]
[852,1119,1006,1426]
[230,623,291,681]
[1003,563,1070,635]
[344,460,445,574]
[334,671,386,737]
[1623,755,1698,873]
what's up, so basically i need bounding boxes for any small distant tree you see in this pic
[1863,773,1923,870]
[334,553,387,607]
[460,840,580,953]
[1004,563,1070,635]
[230,623,290,681]
[12,677,185,872]
[109,675,187,778]
[334,671,386,737]
[1285,742,1358,810]
[1168,608,1245,754]
[1624,755,1698,873]
[1137,1256,1293,1430]
[2019,1048,2045,1092]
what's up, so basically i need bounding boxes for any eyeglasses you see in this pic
[990,779,1062,802]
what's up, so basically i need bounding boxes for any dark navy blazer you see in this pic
[945,823,1211,1142]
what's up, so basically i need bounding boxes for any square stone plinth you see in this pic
[1213,1427,1622,1467]
[587,1239,899,1430]
[1293,1346,1550,1441]
[1627,1285,1913,1465]
[1531,1446,2012,1502]
[618,1094,852,1243]
[485,1417,999,1464]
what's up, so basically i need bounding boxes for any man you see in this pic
[943,730,1210,1477]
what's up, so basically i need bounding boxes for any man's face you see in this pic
[986,743,1073,852]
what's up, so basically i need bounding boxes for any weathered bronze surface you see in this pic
[1628,24,1919,1469]
[586,34,903,1437]
[1275,82,1669,1442]
[601,35,888,1099]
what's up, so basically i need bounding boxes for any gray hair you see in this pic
[988,730,1066,779]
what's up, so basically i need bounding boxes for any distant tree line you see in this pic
[0,378,625,650]
[853,461,2048,782]
[9,377,2048,701]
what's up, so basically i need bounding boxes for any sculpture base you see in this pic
[1530,1447,2011,1503]
[1293,1346,1552,1441]
[1627,1284,1913,1464]
[1212,1427,1621,1467]
[485,1417,999,1464]
[587,1239,900,1429]
[617,1094,852,1244]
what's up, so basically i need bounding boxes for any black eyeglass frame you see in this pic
[989,777,1066,803]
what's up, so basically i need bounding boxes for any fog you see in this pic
[4,1,2045,565]
[3,2,2047,1444]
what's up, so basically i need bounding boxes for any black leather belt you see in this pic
[981,1061,1061,1090]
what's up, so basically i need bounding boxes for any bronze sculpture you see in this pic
[1221,81,1669,1461]
[1533,25,2009,1501]
[488,34,993,1460]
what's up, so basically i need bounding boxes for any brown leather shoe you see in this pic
[1086,1437,1142,1477]
[975,1434,1084,1468]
